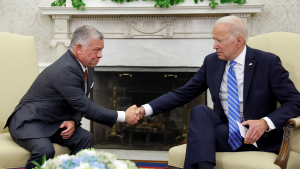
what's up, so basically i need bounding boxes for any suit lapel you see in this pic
[214,59,227,101]
[67,50,87,92]
[243,46,257,107]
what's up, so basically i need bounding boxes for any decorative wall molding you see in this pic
[41,4,264,40]
[40,5,264,15]
[50,39,71,47]
[72,15,226,20]
[124,19,173,38]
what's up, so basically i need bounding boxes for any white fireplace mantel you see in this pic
[39,2,264,66]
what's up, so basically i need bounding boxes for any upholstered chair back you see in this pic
[247,32,300,155]
[0,32,39,133]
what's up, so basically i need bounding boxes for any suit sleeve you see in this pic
[149,57,209,115]
[53,66,118,128]
[267,56,300,130]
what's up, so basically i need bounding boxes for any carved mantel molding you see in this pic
[40,5,264,15]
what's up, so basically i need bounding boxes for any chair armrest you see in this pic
[290,117,300,129]
[274,116,300,169]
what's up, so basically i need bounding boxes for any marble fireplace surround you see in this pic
[39,1,263,131]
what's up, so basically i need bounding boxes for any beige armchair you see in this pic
[0,32,69,168]
[167,32,300,169]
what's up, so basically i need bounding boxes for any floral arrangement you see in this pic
[32,148,139,169]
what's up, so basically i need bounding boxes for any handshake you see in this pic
[124,105,146,126]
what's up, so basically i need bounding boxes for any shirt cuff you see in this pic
[116,111,125,122]
[142,104,153,116]
[262,117,276,132]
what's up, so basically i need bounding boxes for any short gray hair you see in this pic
[69,25,104,50]
[215,16,248,43]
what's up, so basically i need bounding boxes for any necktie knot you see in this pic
[230,61,236,67]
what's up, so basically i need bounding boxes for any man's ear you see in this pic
[75,44,83,55]
[236,35,244,48]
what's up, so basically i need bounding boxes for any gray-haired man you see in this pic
[4,25,139,169]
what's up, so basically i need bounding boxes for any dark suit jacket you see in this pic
[5,50,117,139]
[148,46,300,152]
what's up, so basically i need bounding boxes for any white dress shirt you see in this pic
[76,59,125,122]
[142,46,275,131]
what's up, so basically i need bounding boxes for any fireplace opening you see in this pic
[91,70,206,151]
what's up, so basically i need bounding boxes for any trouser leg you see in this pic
[184,105,228,169]
[51,126,94,155]
[11,134,55,169]
[183,105,260,169]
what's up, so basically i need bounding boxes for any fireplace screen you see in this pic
[91,71,206,151]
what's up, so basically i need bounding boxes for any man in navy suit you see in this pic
[135,16,300,169]
[4,25,140,169]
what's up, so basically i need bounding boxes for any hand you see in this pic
[242,119,269,144]
[125,105,140,126]
[134,107,146,119]
[60,120,75,139]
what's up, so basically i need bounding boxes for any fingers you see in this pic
[129,104,137,109]
[60,121,67,128]
[134,107,142,118]
[60,121,75,139]
[125,105,141,126]
[243,120,267,144]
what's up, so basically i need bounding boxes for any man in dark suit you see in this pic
[135,16,300,169]
[4,25,139,169]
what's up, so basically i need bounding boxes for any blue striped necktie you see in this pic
[227,61,242,151]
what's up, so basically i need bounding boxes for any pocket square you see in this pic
[90,82,94,88]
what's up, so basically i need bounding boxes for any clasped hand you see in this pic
[124,106,146,125]
[124,105,142,126]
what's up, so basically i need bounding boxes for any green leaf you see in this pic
[31,161,41,168]
[41,154,46,165]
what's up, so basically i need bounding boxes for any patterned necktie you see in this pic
[84,69,88,91]
[227,61,242,151]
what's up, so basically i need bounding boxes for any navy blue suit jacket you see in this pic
[148,46,300,152]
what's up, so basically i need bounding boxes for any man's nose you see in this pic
[213,41,218,49]
[97,51,102,58]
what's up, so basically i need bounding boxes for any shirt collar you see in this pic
[227,45,246,66]
[76,58,86,72]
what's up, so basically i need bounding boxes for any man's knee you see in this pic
[31,144,55,159]
[84,131,93,142]
[191,105,211,117]
[79,130,94,146]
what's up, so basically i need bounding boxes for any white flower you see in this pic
[113,160,128,169]
[58,154,70,161]
[74,162,90,169]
